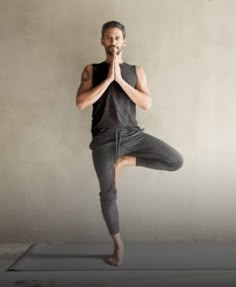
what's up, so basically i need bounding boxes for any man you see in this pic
[76,21,184,266]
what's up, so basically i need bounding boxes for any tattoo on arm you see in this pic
[78,66,91,93]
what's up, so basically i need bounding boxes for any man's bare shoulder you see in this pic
[135,65,145,71]
[83,64,93,73]
[135,65,147,78]
[80,64,93,81]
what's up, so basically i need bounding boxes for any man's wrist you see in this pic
[116,77,125,86]
[106,78,114,85]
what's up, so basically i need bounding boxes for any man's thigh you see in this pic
[122,131,183,163]
[91,143,117,188]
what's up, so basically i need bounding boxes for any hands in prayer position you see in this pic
[107,48,123,83]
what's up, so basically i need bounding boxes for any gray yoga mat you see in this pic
[6,242,236,271]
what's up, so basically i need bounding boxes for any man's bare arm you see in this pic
[116,66,152,110]
[76,64,113,111]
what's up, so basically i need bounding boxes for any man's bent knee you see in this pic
[170,153,184,171]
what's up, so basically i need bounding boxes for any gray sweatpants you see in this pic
[89,127,184,236]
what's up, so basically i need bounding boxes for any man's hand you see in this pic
[113,50,123,82]
[107,48,123,83]
[107,51,115,82]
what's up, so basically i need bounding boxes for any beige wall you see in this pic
[0,0,235,242]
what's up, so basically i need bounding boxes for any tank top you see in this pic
[91,61,141,135]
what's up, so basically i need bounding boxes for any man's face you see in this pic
[101,27,127,56]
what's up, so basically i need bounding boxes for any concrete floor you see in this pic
[1,243,236,287]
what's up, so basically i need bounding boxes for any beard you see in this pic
[106,45,123,56]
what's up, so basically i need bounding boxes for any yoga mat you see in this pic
[6,242,236,271]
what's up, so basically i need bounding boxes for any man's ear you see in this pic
[123,39,127,47]
[101,37,104,46]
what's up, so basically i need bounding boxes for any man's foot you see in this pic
[114,157,124,189]
[107,241,124,266]
[114,155,136,189]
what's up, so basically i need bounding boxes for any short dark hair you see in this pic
[101,21,126,39]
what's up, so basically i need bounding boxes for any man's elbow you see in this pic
[77,103,84,111]
[76,98,86,111]
[143,96,152,111]
[76,94,87,111]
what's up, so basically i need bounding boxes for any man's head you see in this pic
[101,20,127,56]
[101,21,126,39]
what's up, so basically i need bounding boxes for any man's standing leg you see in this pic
[91,143,124,266]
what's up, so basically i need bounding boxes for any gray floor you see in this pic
[1,242,236,287]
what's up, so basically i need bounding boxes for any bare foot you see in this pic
[114,155,136,189]
[107,241,124,266]
[114,157,124,189]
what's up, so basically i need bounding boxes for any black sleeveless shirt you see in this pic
[91,61,141,135]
